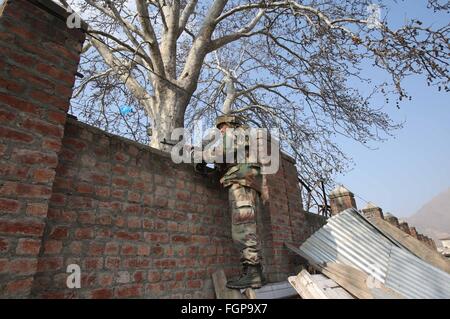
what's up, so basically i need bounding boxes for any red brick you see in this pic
[16,183,52,198]
[105,257,120,269]
[12,149,58,166]
[42,138,62,152]
[88,243,104,256]
[146,283,165,295]
[186,280,202,289]
[16,238,41,255]
[26,203,48,217]
[0,238,9,253]
[115,152,129,162]
[0,144,6,156]
[137,245,150,256]
[0,92,39,114]
[176,190,190,201]
[75,228,94,239]
[83,257,103,270]
[37,257,63,272]
[64,138,87,151]
[69,241,82,254]
[55,84,73,97]
[0,126,34,143]
[4,277,33,295]
[9,23,35,41]
[115,284,142,298]
[144,232,169,243]
[133,271,145,283]
[9,51,37,68]
[171,235,191,243]
[0,258,8,273]
[0,108,17,122]
[1,77,26,94]
[43,240,62,254]
[150,246,164,257]
[148,271,161,283]
[48,226,69,239]
[0,198,20,213]
[98,273,114,287]
[112,165,127,175]
[47,110,66,124]
[112,177,130,188]
[35,63,74,86]
[9,258,38,275]
[29,90,67,110]
[115,231,140,241]
[9,66,54,92]
[76,183,94,194]
[0,219,44,236]
[123,257,150,268]
[22,118,63,138]
[127,192,141,203]
[97,214,112,225]
[124,204,140,214]
[95,186,110,198]
[121,244,137,255]
[0,163,29,181]
[127,217,141,228]
[78,212,95,224]
[91,288,113,299]
[32,168,55,183]
[105,242,119,255]
[175,271,185,281]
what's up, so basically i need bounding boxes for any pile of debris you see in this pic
[287,208,450,299]
[213,209,450,299]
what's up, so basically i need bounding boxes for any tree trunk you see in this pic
[149,88,187,152]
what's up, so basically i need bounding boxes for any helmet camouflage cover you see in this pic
[215,114,243,128]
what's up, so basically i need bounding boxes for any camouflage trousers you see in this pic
[228,183,262,266]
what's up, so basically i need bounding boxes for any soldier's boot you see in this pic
[226,264,265,289]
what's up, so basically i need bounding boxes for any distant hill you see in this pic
[407,187,450,246]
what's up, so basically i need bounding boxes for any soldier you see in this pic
[192,114,266,289]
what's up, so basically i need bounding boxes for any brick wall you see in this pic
[0,0,314,299]
[29,119,309,298]
[0,0,84,297]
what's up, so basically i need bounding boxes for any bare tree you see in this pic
[61,0,449,185]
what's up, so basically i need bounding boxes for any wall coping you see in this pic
[28,0,88,31]
[66,116,299,167]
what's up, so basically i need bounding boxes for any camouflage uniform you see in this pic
[220,163,262,266]
[194,115,265,288]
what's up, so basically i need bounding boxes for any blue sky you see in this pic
[335,1,449,217]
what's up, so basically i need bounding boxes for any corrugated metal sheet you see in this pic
[299,209,450,299]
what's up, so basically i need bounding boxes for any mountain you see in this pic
[407,187,450,246]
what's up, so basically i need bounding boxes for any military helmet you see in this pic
[215,114,242,128]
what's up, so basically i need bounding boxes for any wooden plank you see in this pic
[244,288,257,299]
[370,217,450,274]
[288,270,330,299]
[312,274,353,299]
[321,262,405,299]
[212,269,243,299]
[312,274,340,289]
[285,243,404,299]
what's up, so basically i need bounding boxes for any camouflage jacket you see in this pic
[201,126,262,193]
